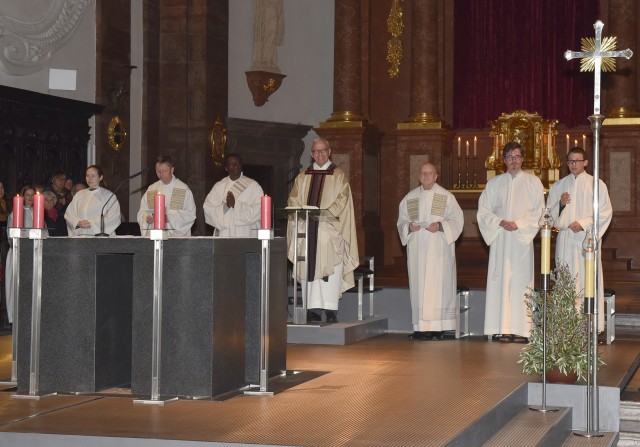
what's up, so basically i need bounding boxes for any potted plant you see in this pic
[518,263,604,383]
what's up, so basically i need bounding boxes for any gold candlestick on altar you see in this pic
[456,156,463,189]
[464,155,471,188]
[473,155,478,188]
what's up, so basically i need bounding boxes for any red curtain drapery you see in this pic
[453,0,600,129]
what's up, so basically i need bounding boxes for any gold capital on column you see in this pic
[320,111,367,128]
[397,113,447,129]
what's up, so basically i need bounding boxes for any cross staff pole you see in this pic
[564,19,632,438]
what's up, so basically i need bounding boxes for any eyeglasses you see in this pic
[504,154,523,161]
[312,148,329,155]
[567,159,585,165]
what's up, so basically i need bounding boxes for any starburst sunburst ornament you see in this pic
[579,36,619,72]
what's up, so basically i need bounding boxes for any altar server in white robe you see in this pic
[5,185,35,323]
[65,165,122,236]
[547,147,612,332]
[477,142,545,340]
[398,163,464,340]
[137,155,196,237]
[286,137,359,324]
[203,154,263,237]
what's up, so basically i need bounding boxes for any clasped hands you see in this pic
[499,220,518,231]
[409,222,439,233]
[560,192,583,232]
[226,191,235,208]
[146,211,170,224]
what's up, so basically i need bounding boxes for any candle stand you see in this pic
[245,228,276,396]
[0,228,27,387]
[455,156,463,189]
[530,208,558,413]
[12,229,56,400]
[134,229,178,405]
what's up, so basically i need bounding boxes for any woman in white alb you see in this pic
[65,165,121,236]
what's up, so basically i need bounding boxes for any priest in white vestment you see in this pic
[65,165,122,236]
[137,155,196,237]
[397,163,464,340]
[547,147,612,332]
[286,138,359,323]
[203,154,264,237]
[477,142,545,341]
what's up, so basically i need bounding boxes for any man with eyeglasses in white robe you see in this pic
[547,146,612,332]
[477,142,545,343]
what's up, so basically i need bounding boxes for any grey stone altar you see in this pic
[15,236,287,397]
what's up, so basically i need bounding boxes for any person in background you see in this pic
[48,170,72,212]
[203,153,264,237]
[137,155,196,237]
[71,182,86,196]
[65,165,121,236]
[397,163,464,341]
[43,190,67,236]
[0,181,9,229]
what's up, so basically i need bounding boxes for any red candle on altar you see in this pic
[154,193,165,230]
[260,195,272,229]
[33,192,45,229]
[12,195,24,228]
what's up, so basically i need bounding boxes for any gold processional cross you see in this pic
[563,20,632,437]
[564,20,632,115]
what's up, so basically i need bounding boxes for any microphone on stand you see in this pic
[95,168,151,237]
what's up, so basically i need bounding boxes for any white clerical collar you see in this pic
[229,173,244,182]
[313,161,331,170]
[573,171,587,180]
[421,184,436,192]
[161,175,176,187]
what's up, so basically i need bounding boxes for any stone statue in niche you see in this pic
[251,0,284,74]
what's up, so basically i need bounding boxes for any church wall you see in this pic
[0,2,97,103]
[228,0,335,156]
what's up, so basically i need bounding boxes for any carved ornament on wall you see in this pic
[107,83,129,151]
[386,0,404,79]
[208,117,227,167]
[108,116,127,151]
[245,70,286,107]
[0,0,94,75]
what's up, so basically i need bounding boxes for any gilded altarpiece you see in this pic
[485,110,562,187]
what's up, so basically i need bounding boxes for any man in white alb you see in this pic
[137,155,196,236]
[398,163,464,340]
[477,142,545,343]
[547,146,612,332]
[203,154,263,237]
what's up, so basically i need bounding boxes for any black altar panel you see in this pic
[16,237,287,398]
[95,254,133,391]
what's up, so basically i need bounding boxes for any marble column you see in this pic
[403,0,444,126]
[325,0,364,124]
[605,0,639,118]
